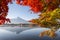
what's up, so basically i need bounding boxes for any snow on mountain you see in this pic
[7,17,32,24]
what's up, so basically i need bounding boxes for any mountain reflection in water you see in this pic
[0,27,60,40]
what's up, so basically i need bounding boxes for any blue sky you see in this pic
[7,2,39,21]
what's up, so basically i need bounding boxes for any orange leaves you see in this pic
[0,0,60,25]
[15,0,59,13]
[29,19,38,24]
[16,0,58,12]
[15,0,60,13]
[27,0,44,12]
[16,0,20,4]
[39,30,56,38]
[15,0,44,13]
[45,0,51,4]
[49,31,56,38]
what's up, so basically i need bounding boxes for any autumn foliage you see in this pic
[0,0,12,24]
[16,0,60,12]
[0,0,60,25]
[0,0,60,38]
[15,0,60,38]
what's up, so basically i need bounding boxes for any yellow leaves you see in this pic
[39,27,57,38]
[39,29,56,38]
[39,32,44,37]
[30,8,60,27]
[51,8,60,18]
[46,17,52,21]
[30,19,40,24]
[49,31,56,38]
[39,8,60,27]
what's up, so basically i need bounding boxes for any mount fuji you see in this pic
[7,17,32,24]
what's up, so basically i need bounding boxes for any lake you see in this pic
[0,27,60,40]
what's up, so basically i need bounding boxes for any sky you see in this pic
[7,2,39,21]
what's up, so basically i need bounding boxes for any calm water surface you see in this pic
[0,27,60,40]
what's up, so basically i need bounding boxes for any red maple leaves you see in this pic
[0,0,60,25]
[0,0,11,25]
